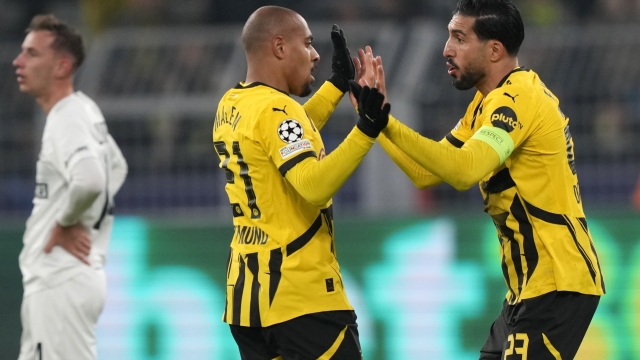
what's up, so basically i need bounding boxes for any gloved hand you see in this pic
[349,80,390,138]
[328,24,355,93]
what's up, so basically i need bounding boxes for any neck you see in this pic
[37,80,74,114]
[245,59,289,94]
[476,57,519,97]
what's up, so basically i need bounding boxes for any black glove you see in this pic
[350,80,390,138]
[328,24,355,93]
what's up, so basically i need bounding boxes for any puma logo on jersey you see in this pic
[491,106,522,132]
[503,92,519,103]
[272,105,288,115]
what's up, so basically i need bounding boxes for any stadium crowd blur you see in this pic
[3,0,640,215]
[1,0,639,39]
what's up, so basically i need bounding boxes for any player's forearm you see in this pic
[57,157,106,226]
[302,81,344,131]
[383,117,500,191]
[378,129,442,189]
[285,127,374,206]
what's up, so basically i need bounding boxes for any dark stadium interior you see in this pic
[2,1,640,358]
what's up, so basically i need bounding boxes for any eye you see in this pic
[457,37,464,43]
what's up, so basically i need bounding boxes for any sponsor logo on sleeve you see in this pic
[35,183,48,199]
[490,106,522,132]
[94,122,108,144]
[279,139,312,159]
[277,119,304,144]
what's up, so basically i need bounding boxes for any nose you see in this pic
[13,52,23,67]
[311,45,320,63]
[443,39,454,59]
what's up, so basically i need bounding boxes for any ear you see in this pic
[272,35,286,60]
[489,40,506,62]
[54,55,74,78]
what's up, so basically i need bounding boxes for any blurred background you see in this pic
[1,0,640,358]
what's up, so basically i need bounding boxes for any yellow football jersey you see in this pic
[213,81,353,327]
[447,67,605,304]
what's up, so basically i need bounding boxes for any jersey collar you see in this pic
[234,82,290,96]
[495,66,529,89]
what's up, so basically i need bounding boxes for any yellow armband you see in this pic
[471,126,514,164]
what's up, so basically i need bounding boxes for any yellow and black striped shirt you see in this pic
[448,68,605,304]
[213,82,354,327]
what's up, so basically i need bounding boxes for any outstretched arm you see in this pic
[351,51,505,191]
[303,24,355,131]
[380,116,503,191]
[287,87,390,206]
[350,50,445,188]
[303,82,344,131]
[378,127,448,189]
[285,127,374,206]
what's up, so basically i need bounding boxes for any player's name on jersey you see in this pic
[234,225,269,245]
[214,106,242,131]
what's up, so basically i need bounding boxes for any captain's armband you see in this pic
[471,126,514,164]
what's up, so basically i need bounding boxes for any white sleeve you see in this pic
[50,113,99,178]
[107,134,128,196]
[57,157,106,227]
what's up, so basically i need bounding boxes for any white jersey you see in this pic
[20,91,127,296]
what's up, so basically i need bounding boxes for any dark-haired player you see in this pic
[353,0,605,358]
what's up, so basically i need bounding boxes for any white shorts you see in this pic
[18,268,106,360]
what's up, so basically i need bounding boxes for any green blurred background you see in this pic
[1,210,638,359]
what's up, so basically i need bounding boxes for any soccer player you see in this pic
[213,6,388,359]
[13,14,128,360]
[351,0,605,358]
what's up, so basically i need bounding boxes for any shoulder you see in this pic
[233,85,304,117]
[48,92,103,126]
[493,68,540,102]
[485,70,534,114]
[482,78,532,133]
[487,81,530,104]
[247,87,307,124]
[266,92,305,115]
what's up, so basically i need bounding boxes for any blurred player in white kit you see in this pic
[12,14,128,360]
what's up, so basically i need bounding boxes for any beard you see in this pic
[299,82,313,97]
[451,61,486,91]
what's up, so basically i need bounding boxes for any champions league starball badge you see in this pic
[278,119,304,143]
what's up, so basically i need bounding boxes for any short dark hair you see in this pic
[27,14,85,72]
[454,0,524,56]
